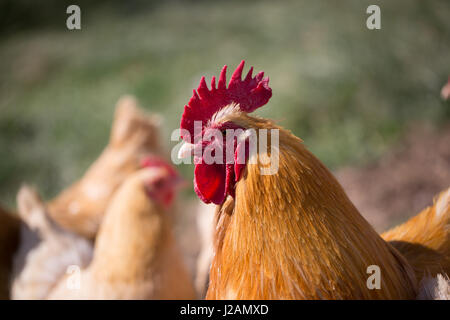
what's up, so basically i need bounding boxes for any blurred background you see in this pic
[0,0,449,231]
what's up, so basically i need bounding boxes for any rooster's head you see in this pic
[177,61,272,205]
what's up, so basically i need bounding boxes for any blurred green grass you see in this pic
[0,0,449,207]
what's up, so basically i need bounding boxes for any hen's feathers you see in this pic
[0,206,20,299]
[382,188,450,281]
[47,96,163,238]
[195,202,215,297]
[12,185,93,300]
[47,168,196,300]
[417,274,450,300]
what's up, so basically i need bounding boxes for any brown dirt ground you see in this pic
[335,124,450,232]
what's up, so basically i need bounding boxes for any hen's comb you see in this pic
[180,60,272,141]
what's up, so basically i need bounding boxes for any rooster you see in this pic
[47,157,196,299]
[177,61,450,299]
[48,95,163,238]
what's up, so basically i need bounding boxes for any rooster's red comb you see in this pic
[180,60,272,141]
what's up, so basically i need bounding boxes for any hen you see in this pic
[48,95,163,238]
[177,61,450,299]
[0,206,20,299]
[47,157,196,299]
[11,186,93,300]
[194,201,215,297]
[9,95,163,299]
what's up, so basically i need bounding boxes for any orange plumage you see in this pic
[382,188,450,282]
[47,96,163,238]
[47,164,196,299]
[202,111,449,299]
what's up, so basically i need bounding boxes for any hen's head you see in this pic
[140,156,184,209]
[178,61,272,205]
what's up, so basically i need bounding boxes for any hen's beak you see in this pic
[177,142,195,159]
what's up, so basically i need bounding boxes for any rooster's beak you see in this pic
[177,142,195,159]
